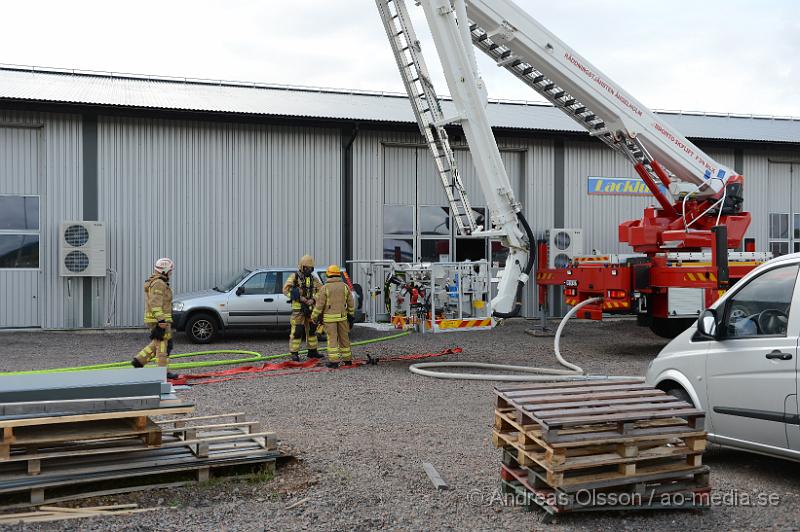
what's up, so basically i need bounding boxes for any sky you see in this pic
[1,0,798,117]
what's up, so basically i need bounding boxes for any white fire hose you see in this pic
[408,298,635,381]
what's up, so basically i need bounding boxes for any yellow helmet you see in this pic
[299,255,314,269]
[326,264,341,277]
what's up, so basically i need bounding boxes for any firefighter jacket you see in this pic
[311,277,355,323]
[144,273,173,325]
[282,272,322,313]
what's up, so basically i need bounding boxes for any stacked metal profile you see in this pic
[0,369,280,507]
[492,379,711,519]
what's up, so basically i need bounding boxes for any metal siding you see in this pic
[98,117,341,327]
[351,131,551,317]
[741,148,800,252]
[563,141,650,254]
[0,110,83,329]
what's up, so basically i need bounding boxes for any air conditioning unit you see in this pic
[546,228,584,268]
[59,221,107,277]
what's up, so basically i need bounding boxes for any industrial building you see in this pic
[1,66,799,329]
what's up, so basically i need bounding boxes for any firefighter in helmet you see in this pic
[310,264,355,368]
[282,254,323,361]
[132,257,179,380]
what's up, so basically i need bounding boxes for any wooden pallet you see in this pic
[0,413,271,478]
[493,406,706,487]
[499,457,710,521]
[495,380,705,444]
[0,403,195,460]
[0,412,280,506]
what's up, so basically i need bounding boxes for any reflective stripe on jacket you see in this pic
[144,273,173,324]
[311,277,355,323]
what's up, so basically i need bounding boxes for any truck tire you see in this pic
[186,312,218,344]
[649,317,695,339]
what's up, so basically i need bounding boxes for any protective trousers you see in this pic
[324,321,351,363]
[135,324,172,367]
[289,312,318,353]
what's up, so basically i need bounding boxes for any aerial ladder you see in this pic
[376,0,765,334]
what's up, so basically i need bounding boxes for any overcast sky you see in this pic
[2,1,798,116]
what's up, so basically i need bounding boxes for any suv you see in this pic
[171,267,363,343]
[646,253,800,462]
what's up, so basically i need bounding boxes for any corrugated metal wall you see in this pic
[0,110,83,329]
[1,105,799,328]
[97,117,342,327]
[741,147,800,251]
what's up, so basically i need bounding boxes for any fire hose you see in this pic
[0,330,412,375]
[408,297,635,381]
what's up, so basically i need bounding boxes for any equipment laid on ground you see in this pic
[349,260,494,332]
[493,380,710,520]
[0,369,281,507]
[377,0,768,338]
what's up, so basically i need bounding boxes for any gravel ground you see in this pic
[1,320,799,531]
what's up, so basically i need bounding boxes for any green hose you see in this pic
[0,331,412,375]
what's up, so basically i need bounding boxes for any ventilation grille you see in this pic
[64,224,89,247]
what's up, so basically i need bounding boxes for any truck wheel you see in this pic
[649,317,695,339]
[186,312,218,344]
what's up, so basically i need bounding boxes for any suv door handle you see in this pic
[264,298,274,303]
[765,350,793,361]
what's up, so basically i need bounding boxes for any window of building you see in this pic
[419,206,450,262]
[383,204,414,261]
[455,208,488,261]
[769,213,790,257]
[0,195,40,269]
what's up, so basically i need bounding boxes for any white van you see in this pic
[646,253,800,462]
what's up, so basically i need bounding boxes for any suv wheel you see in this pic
[186,313,218,343]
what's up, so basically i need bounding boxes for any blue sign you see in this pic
[587,176,666,197]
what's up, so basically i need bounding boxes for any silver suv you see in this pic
[172,267,363,343]
[646,252,800,462]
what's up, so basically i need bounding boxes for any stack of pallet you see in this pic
[0,368,281,507]
[492,379,710,519]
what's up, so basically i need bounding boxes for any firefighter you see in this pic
[310,264,355,369]
[282,254,323,362]
[132,257,179,380]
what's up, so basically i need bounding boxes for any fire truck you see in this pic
[376,0,768,337]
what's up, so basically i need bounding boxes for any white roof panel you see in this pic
[1,67,798,143]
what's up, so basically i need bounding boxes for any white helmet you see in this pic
[154,257,174,275]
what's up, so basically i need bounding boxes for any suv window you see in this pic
[723,264,799,338]
[241,271,279,295]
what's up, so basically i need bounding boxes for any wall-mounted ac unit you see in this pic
[546,228,584,268]
[59,221,106,277]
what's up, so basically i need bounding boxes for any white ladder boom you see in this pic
[376,0,479,235]
[465,0,737,194]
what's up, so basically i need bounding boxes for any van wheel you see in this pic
[666,387,693,406]
[649,317,695,338]
[186,313,218,343]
